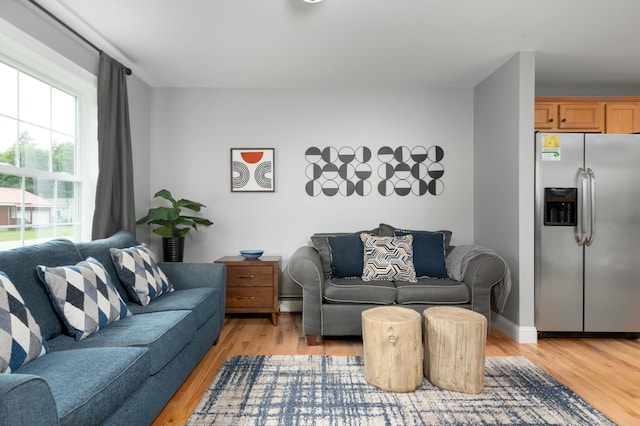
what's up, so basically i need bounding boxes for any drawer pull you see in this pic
[237,275,256,279]
[237,296,255,300]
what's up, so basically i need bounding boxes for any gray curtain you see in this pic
[91,52,136,239]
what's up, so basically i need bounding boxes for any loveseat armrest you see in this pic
[0,374,58,425]
[159,262,226,292]
[286,246,324,343]
[460,253,506,329]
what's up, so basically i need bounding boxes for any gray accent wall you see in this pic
[148,88,475,300]
[474,52,536,342]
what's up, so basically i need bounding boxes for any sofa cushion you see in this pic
[0,238,84,340]
[395,278,470,304]
[110,245,173,306]
[360,234,416,282]
[36,258,131,341]
[327,235,363,278]
[47,310,196,375]
[379,223,453,249]
[76,230,140,302]
[324,278,396,305]
[394,231,448,279]
[311,227,379,277]
[17,347,148,426]
[0,272,48,373]
[127,287,218,328]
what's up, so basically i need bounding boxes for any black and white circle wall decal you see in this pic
[339,179,356,196]
[305,146,322,163]
[304,146,373,197]
[375,145,445,196]
[355,146,372,163]
[304,144,444,197]
[305,180,322,197]
[338,146,355,164]
[427,145,444,162]
[411,145,428,163]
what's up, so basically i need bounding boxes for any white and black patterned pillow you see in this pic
[36,257,131,341]
[0,272,48,373]
[110,245,173,306]
[360,233,417,282]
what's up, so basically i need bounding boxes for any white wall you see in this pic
[146,88,475,298]
[474,52,536,343]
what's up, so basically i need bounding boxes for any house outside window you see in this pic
[0,30,97,250]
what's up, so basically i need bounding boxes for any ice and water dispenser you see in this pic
[544,188,577,226]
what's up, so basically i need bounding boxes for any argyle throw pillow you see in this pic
[0,272,48,373]
[110,245,173,306]
[360,233,417,282]
[37,257,131,341]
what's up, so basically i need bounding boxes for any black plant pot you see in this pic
[162,237,185,262]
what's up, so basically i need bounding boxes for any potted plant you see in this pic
[136,189,213,262]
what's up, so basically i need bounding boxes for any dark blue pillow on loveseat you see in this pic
[395,230,448,279]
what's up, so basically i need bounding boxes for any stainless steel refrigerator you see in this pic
[535,132,640,333]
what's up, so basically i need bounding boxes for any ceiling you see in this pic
[35,0,640,90]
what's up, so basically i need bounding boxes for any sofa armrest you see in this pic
[0,374,58,425]
[285,246,324,342]
[459,253,506,327]
[159,262,226,292]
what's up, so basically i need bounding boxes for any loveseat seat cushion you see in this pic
[324,278,396,305]
[17,347,148,426]
[127,287,219,328]
[47,310,196,375]
[75,230,139,303]
[395,278,469,304]
[0,238,84,340]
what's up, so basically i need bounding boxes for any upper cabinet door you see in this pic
[605,103,640,134]
[558,103,604,131]
[534,103,556,130]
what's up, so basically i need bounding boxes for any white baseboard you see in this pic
[492,312,538,344]
[279,299,303,313]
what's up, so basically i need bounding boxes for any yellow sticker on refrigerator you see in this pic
[542,134,560,161]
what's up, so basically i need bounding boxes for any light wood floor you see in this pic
[153,313,640,425]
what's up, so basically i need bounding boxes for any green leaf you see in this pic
[136,189,213,237]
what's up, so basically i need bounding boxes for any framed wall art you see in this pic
[231,148,275,192]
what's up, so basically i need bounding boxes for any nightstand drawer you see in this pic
[226,287,273,308]
[215,255,281,325]
[226,265,273,287]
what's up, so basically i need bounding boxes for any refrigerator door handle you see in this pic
[586,168,596,246]
[577,168,588,246]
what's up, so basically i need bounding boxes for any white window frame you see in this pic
[0,19,97,243]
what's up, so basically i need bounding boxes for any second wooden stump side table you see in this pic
[214,256,281,326]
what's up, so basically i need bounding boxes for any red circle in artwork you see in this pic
[241,151,264,164]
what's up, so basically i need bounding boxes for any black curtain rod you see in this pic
[27,0,132,75]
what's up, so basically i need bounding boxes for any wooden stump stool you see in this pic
[361,306,423,392]
[423,306,487,394]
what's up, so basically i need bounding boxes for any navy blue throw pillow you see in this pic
[395,231,448,279]
[327,235,364,278]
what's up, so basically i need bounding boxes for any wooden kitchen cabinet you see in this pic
[605,103,640,134]
[215,256,281,325]
[535,97,640,133]
[535,101,603,132]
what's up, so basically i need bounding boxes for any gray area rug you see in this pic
[187,355,614,425]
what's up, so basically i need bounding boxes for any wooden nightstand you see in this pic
[214,256,281,326]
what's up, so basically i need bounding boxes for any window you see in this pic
[0,30,97,249]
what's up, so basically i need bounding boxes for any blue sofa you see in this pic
[0,230,226,425]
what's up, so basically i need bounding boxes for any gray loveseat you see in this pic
[0,230,226,425]
[286,224,508,345]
